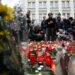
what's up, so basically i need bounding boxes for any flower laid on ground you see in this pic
[19,41,75,75]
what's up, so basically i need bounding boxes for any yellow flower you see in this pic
[0,32,4,36]
[4,30,11,40]
[4,14,14,21]
[0,3,6,13]
[0,3,7,17]
[0,2,14,21]
[3,6,14,21]
[6,6,14,14]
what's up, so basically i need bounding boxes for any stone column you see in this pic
[70,0,74,18]
[47,0,50,17]
[35,0,39,23]
[58,0,62,16]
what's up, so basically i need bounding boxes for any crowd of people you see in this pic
[10,9,75,42]
[27,11,75,41]
[2,9,75,75]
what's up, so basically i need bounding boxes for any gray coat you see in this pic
[68,56,75,75]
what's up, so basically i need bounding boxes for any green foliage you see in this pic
[0,20,11,53]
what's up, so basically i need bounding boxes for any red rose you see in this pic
[46,47,49,52]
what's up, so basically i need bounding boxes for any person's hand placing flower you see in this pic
[48,21,53,24]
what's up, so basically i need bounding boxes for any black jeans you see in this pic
[46,28,56,41]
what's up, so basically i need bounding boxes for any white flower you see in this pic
[28,59,30,61]
[22,46,26,49]
[40,65,44,68]
[62,49,66,54]
[37,67,42,71]
[42,48,46,52]
[35,70,39,73]
[57,46,62,51]
[66,42,70,46]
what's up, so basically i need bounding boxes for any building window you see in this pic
[32,14,35,19]
[43,1,46,8]
[54,1,58,8]
[50,1,53,8]
[62,13,65,16]
[66,1,70,8]
[43,13,46,16]
[55,13,58,17]
[39,2,42,8]
[28,2,31,8]
[39,14,42,20]
[67,13,70,18]
[32,2,35,8]
[62,1,65,8]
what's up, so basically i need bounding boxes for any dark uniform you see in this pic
[56,17,64,30]
[45,17,56,41]
[41,19,46,33]
[26,13,31,30]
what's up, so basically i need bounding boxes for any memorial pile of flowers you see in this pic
[19,41,74,75]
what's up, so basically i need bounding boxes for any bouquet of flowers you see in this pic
[0,2,14,21]
[0,2,24,75]
[0,2,14,53]
[56,29,67,41]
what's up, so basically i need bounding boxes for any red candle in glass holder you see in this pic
[44,53,55,72]
[28,49,37,66]
[37,55,44,62]
[45,55,53,66]
[67,46,73,53]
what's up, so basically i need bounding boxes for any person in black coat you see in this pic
[45,13,56,41]
[41,16,46,40]
[56,17,64,30]
[26,10,31,30]
[63,19,71,32]
[71,19,75,40]
[28,26,44,41]
[41,16,46,33]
